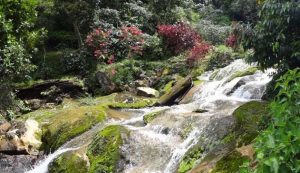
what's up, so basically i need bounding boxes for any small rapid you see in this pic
[25,59,274,173]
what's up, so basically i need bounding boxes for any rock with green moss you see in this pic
[143,110,166,124]
[87,125,129,173]
[109,98,156,109]
[157,76,192,105]
[226,67,258,83]
[178,146,204,173]
[49,151,89,173]
[211,150,250,173]
[42,105,106,152]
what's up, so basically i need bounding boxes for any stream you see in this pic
[26,59,274,173]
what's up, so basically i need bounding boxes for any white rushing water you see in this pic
[26,59,274,173]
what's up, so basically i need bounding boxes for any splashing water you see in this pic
[26,59,274,173]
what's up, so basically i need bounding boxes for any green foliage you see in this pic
[0,0,43,83]
[254,69,300,173]
[243,0,300,70]
[196,20,231,45]
[178,146,204,173]
[87,125,129,173]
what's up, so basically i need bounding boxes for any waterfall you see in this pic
[25,59,274,173]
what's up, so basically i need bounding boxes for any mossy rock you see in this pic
[211,150,250,173]
[42,105,106,152]
[143,110,166,124]
[178,145,204,173]
[109,98,156,109]
[49,151,88,173]
[226,67,258,83]
[87,125,129,173]
[157,76,192,105]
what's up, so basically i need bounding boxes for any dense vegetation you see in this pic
[1,0,300,172]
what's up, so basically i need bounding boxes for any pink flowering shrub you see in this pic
[86,26,144,64]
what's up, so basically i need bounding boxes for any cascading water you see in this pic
[26,59,274,173]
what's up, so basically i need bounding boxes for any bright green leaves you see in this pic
[254,69,300,172]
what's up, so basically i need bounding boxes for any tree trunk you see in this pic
[73,20,83,48]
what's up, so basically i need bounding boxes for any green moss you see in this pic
[178,146,204,173]
[211,150,250,173]
[109,98,156,109]
[180,123,193,139]
[221,101,269,146]
[87,125,129,173]
[49,151,88,173]
[227,67,258,83]
[163,81,175,94]
[143,110,165,124]
[42,105,106,151]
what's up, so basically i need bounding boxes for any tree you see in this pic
[243,0,300,71]
[53,0,95,48]
[0,0,43,115]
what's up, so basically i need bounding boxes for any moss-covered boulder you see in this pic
[87,125,129,173]
[49,151,89,173]
[143,110,166,124]
[178,146,204,173]
[42,105,106,152]
[190,101,269,173]
[226,67,258,83]
[210,150,250,173]
[157,76,192,105]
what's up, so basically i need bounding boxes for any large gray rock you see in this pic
[0,120,41,155]
[137,87,159,98]
[0,154,38,173]
[95,71,116,94]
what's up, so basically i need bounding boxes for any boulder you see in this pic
[137,87,159,98]
[0,120,41,155]
[180,83,203,104]
[95,71,116,94]
[0,153,38,173]
[157,76,193,105]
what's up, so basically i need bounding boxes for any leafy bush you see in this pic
[206,45,235,70]
[243,0,300,70]
[254,69,300,173]
[196,20,231,45]
[85,26,145,63]
[142,34,166,60]
[61,49,95,76]
[157,23,201,55]
[187,43,211,67]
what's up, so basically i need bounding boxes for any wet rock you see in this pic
[0,120,41,155]
[49,150,89,173]
[0,122,11,134]
[137,87,159,98]
[0,153,38,173]
[26,99,43,110]
[95,71,116,94]
[179,83,203,104]
[157,76,193,105]
[87,125,130,173]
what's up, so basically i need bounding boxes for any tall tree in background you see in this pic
[53,0,95,48]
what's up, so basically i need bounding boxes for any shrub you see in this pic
[243,0,300,70]
[225,34,238,49]
[85,26,145,63]
[157,23,201,55]
[253,69,300,173]
[61,49,95,76]
[187,42,211,67]
[196,20,231,45]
